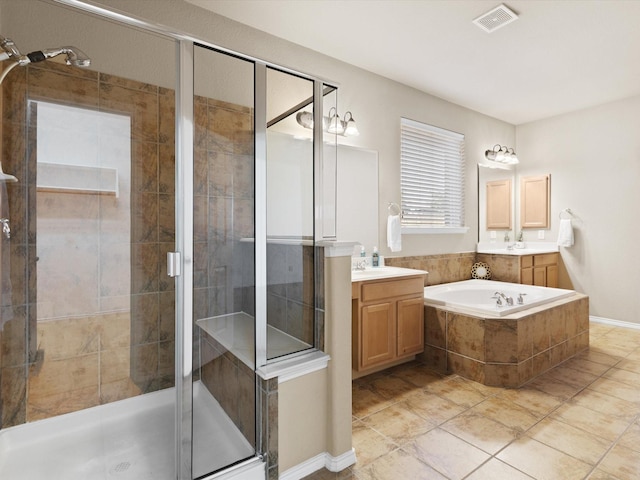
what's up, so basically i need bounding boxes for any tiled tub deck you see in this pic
[421,293,590,387]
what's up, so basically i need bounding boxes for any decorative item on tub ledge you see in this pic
[471,262,491,280]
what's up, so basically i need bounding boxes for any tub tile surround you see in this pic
[384,251,590,386]
[422,295,589,387]
[305,322,640,480]
[385,252,476,286]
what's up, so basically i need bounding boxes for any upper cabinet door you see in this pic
[520,174,550,229]
[486,179,512,229]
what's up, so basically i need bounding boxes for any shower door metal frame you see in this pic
[175,39,194,479]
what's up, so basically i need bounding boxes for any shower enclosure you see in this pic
[0,1,336,479]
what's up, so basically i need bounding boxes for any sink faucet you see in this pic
[504,231,514,250]
[493,291,514,306]
[353,259,367,271]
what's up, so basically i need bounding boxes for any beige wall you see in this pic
[278,370,328,472]
[516,95,640,324]
[72,0,515,259]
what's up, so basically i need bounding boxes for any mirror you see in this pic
[479,166,553,242]
[336,145,379,255]
[478,165,515,242]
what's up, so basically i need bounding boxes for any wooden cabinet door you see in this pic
[521,267,533,285]
[546,265,558,288]
[533,266,547,286]
[397,297,424,357]
[520,174,550,229]
[361,302,395,369]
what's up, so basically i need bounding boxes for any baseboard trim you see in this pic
[324,448,357,472]
[279,449,357,480]
[590,315,640,330]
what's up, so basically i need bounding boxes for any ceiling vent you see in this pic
[473,4,519,33]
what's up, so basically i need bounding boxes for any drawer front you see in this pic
[361,276,424,302]
[534,253,557,266]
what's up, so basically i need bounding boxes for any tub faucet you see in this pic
[494,291,514,306]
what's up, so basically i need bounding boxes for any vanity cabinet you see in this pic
[520,253,558,288]
[352,275,425,372]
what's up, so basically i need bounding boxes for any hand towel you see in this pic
[557,218,574,247]
[387,214,402,252]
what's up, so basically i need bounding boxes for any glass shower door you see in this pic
[0,3,179,478]
[190,44,257,478]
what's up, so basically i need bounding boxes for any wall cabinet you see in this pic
[352,275,425,372]
[486,179,512,230]
[520,253,558,288]
[520,174,550,229]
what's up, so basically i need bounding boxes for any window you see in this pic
[400,118,467,233]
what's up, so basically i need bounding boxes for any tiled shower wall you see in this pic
[192,95,254,323]
[0,60,176,427]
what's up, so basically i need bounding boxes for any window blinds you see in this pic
[400,118,465,229]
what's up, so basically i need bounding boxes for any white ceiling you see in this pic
[185,0,640,125]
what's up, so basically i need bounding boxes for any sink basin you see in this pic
[351,266,428,281]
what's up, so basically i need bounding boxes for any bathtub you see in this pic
[423,279,576,317]
[421,279,589,387]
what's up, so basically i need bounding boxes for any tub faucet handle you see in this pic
[517,293,527,305]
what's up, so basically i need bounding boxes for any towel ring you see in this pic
[388,202,401,216]
[559,208,574,219]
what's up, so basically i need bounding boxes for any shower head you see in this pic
[34,46,91,67]
[0,35,90,67]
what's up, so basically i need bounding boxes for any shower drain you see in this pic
[109,461,133,475]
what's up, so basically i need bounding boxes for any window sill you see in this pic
[401,226,470,235]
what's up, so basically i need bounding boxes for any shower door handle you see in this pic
[167,251,182,277]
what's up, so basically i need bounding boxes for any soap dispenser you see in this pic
[372,246,380,267]
[360,246,366,257]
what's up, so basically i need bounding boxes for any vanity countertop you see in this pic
[351,266,428,282]
[476,242,558,256]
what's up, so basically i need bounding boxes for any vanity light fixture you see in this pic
[343,111,360,136]
[327,107,343,134]
[295,107,360,137]
[485,144,519,165]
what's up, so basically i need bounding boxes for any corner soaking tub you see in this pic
[421,279,589,387]
[423,279,575,317]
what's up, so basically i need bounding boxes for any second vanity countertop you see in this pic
[351,266,428,282]
[476,241,559,256]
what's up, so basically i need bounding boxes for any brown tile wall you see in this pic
[192,96,254,323]
[0,61,175,426]
[421,295,590,387]
[266,244,317,347]
[200,330,256,446]
[385,252,476,286]
[475,253,521,282]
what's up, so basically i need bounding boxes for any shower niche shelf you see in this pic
[36,162,119,196]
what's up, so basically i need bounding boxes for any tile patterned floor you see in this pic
[303,322,640,480]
